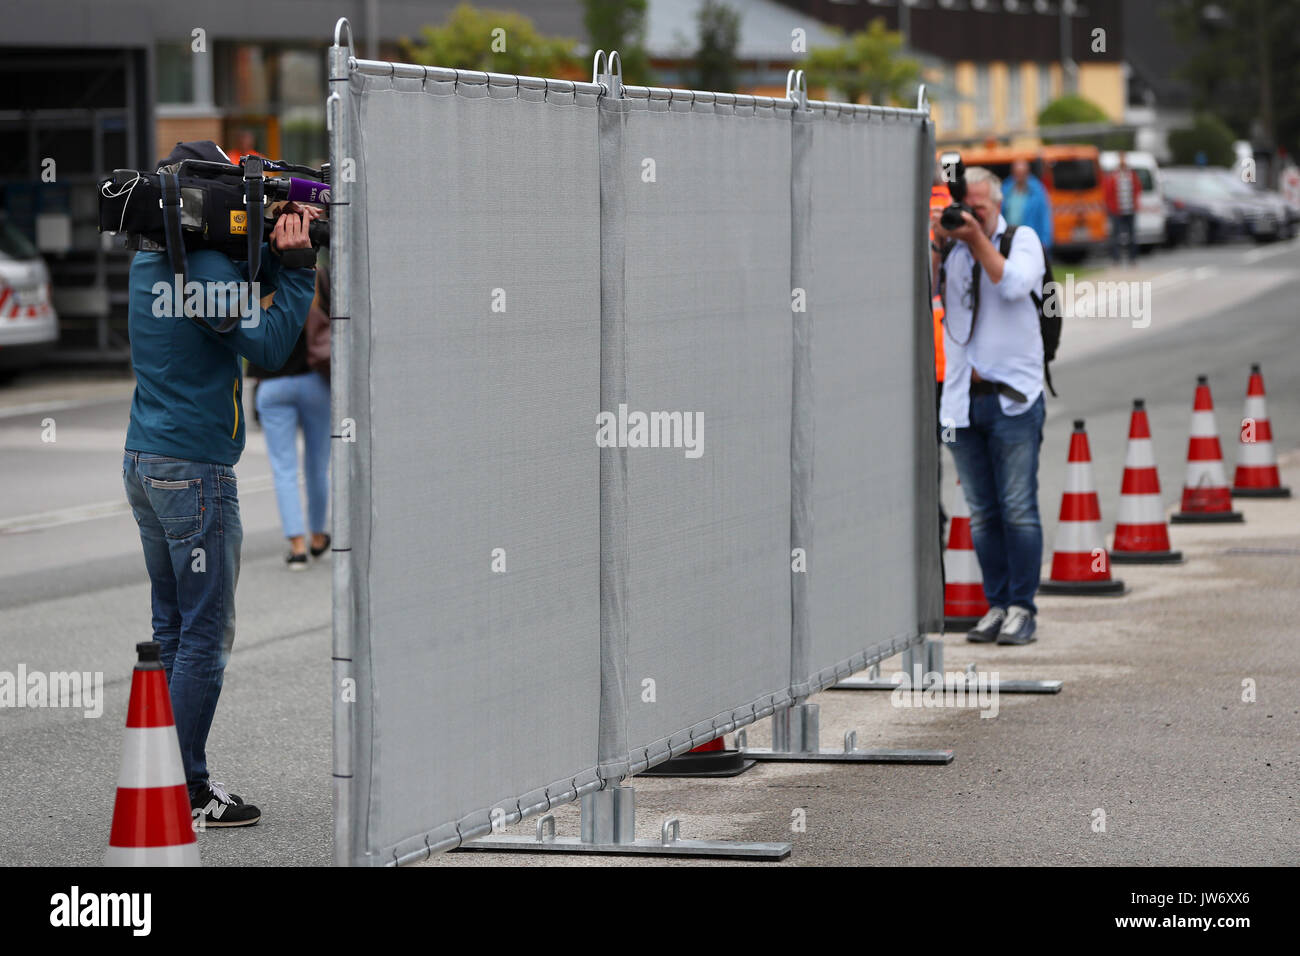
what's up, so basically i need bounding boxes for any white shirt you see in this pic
[939,214,1045,429]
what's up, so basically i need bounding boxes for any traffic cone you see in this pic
[1040,419,1127,595]
[1111,399,1183,564]
[1232,364,1291,498]
[944,478,989,630]
[1171,375,1243,523]
[106,642,200,866]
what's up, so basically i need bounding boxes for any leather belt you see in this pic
[970,379,1029,403]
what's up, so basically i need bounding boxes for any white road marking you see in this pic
[1242,238,1300,263]
[0,398,113,420]
[0,475,275,533]
[1149,267,1189,289]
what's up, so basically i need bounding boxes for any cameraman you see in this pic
[122,141,320,828]
[932,166,1046,647]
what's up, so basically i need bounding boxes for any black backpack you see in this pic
[939,224,1061,396]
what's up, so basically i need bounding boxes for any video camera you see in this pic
[98,155,330,285]
[938,151,975,232]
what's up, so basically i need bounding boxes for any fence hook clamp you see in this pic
[785,68,808,112]
[332,17,355,60]
[661,818,681,846]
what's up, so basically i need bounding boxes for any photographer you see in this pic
[121,141,320,828]
[932,166,1046,647]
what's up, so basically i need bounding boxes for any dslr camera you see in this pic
[938,151,976,232]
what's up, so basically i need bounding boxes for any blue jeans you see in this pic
[255,372,330,539]
[1110,212,1137,263]
[123,451,241,792]
[947,392,1045,614]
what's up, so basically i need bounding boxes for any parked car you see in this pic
[0,214,59,381]
[1100,150,1167,252]
[952,143,1110,262]
[1160,168,1256,246]
[1209,169,1296,241]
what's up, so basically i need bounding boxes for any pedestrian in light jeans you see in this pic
[932,166,1047,646]
[249,266,331,568]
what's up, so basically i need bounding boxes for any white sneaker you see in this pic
[966,607,1006,643]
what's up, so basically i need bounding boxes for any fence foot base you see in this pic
[734,702,954,766]
[832,675,1063,694]
[740,746,953,764]
[455,785,790,861]
[833,641,1063,694]
[459,832,790,860]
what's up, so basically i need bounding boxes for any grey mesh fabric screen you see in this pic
[604,97,796,778]
[792,110,940,697]
[333,52,940,866]
[339,71,604,865]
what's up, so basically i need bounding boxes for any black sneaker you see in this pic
[997,606,1038,645]
[966,607,1006,643]
[191,781,261,828]
[310,534,331,559]
[286,552,308,571]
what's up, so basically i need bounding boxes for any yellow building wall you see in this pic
[990,62,1008,134]
[955,61,976,139]
[1076,62,1125,122]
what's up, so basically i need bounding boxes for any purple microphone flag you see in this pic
[286,178,331,205]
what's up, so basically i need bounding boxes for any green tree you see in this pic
[583,0,651,86]
[400,3,577,77]
[803,18,921,107]
[1167,114,1238,167]
[1037,94,1110,127]
[694,0,742,93]
[1037,94,1131,149]
[1166,0,1299,159]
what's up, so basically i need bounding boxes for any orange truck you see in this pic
[953,144,1110,262]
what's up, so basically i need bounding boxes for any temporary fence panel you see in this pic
[333,60,605,865]
[331,32,940,865]
[603,94,796,778]
[791,108,942,698]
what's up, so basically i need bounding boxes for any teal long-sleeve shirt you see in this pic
[125,246,316,466]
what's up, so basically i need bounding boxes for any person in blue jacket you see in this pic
[1002,159,1054,256]
[122,140,319,829]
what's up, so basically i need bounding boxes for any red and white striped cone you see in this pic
[1111,399,1183,564]
[1040,419,1127,595]
[1232,364,1291,498]
[1171,375,1243,523]
[944,478,989,630]
[105,642,200,866]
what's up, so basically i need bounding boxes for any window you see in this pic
[1051,159,1098,191]
[1037,63,1053,113]
[156,42,195,104]
[975,64,992,130]
[1007,64,1023,128]
[942,64,958,131]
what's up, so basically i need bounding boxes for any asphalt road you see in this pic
[1,238,1296,866]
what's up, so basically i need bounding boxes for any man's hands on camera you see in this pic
[270,203,321,269]
[931,207,983,247]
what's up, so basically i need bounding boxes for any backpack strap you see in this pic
[1000,224,1059,398]
[158,171,188,286]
